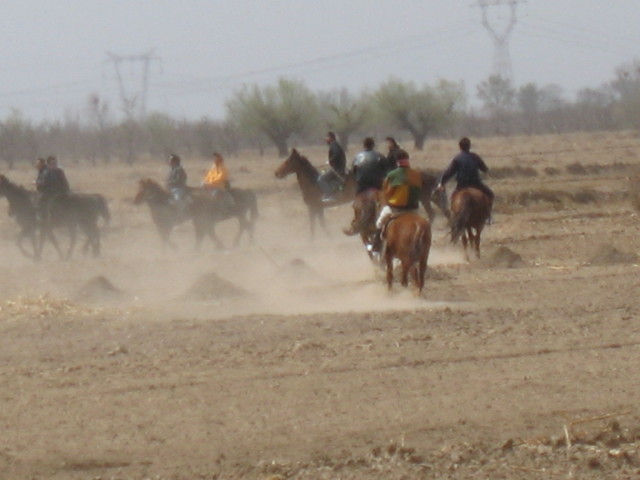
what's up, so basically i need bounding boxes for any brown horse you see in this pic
[343,188,382,259]
[134,178,257,250]
[0,174,43,259]
[276,149,446,239]
[343,173,446,258]
[275,148,355,239]
[449,187,491,260]
[383,212,431,293]
[0,174,109,260]
[41,192,111,259]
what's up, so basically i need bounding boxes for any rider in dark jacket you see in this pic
[38,156,71,220]
[166,154,188,201]
[40,156,70,198]
[438,137,494,222]
[319,131,347,201]
[351,137,387,194]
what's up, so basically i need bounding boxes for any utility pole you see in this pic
[476,0,524,82]
[106,50,161,119]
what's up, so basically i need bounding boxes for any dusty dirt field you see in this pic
[1,131,640,479]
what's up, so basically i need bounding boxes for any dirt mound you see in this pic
[588,244,638,266]
[75,275,124,302]
[277,258,327,287]
[182,272,247,301]
[481,246,525,268]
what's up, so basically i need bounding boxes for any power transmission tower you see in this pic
[107,50,161,119]
[476,0,524,82]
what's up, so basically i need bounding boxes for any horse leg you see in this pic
[461,232,470,262]
[308,206,318,240]
[159,225,177,250]
[400,260,410,288]
[66,224,77,259]
[421,196,436,224]
[40,226,64,260]
[233,215,248,247]
[16,229,36,260]
[417,257,427,293]
[474,227,483,258]
[318,209,330,238]
[83,222,100,257]
[207,224,225,250]
[385,250,394,291]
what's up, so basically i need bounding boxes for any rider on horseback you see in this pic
[351,137,387,194]
[370,149,422,252]
[166,154,189,215]
[202,152,235,212]
[436,137,494,224]
[37,156,70,220]
[319,131,347,202]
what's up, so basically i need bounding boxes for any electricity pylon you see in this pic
[477,0,524,82]
[107,50,160,119]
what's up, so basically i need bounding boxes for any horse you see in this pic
[0,174,44,259]
[343,188,382,259]
[40,192,111,259]
[0,174,110,260]
[383,212,431,293]
[343,170,447,257]
[276,149,447,239]
[275,148,356,239]
[449,187,491,260]
[134,178,258,250]
[199,186,258,248]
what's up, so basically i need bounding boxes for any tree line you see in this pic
[1,59,639,167]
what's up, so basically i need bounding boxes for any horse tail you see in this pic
[411,218,430,261]
[450,194,471,244]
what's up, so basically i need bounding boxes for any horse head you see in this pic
[0,174,15,197]
[134,178,168,205]
[343,189,380,237]
[275,148,308,178]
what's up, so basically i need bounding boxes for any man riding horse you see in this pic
[351,137,388,195]
[370,149,423,252]
[166,153,190,216]
[202,152,235,213]
[319,131,347,202]
[436,137,494,224]
[37,156,70,220]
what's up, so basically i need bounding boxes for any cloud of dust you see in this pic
[0,180,465,321]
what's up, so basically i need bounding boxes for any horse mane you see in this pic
[142,177,172,196]
[294,151,320,180]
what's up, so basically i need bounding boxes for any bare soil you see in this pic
[1,131,640,479]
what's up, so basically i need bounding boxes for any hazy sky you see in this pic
[2,1,639,122]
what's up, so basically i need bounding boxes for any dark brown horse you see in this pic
[134,178,257,250]
[449,187,491,260]
[275,148,355,239]
[0,174,108,260]
[41,192,111,259]
[383,212,431,293]
[0,174,42,259]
